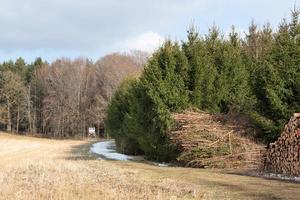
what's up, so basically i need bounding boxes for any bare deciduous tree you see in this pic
[0,53,146,138]
[0,71,26,133]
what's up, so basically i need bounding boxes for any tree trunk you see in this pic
[32,110,37,133]
[98,122,101,137]
[7,101,12,132]
[27,85,32,133]
[33,75,38,133]
[17,105,20,134]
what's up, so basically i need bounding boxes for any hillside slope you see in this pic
[169,111,266,169]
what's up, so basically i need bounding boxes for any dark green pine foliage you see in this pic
[251,60,287,141]
[14,57,27,80]
[219,27,252,113]
[106,41,188,161]
[264,20,290,120]
[286,8,300,114]
[142,40,189,111]
[123,80,176,161]
[135,41,188,160]
[182,26,215,110]
[106,8,300,161]
[249,10,300,141]
[269,9,300,132]
[184,26,251,113]
[105,79,142,155]
[182,26,201,93]
[200,26,223,112]
[1,60,15,72]
[242,21,285,141]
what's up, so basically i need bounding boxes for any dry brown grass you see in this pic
[1,132,300,200]
[0,133,202,200]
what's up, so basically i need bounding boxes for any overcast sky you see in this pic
[0,0,299,62]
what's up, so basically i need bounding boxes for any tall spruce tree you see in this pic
[182,26,207,107]
[219,27,252,113]
[142,40,189,111]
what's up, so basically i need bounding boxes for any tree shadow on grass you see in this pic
[225,170,300,184]
[211,170,300,199]
[64,141,99,161]
[197,178,285,200]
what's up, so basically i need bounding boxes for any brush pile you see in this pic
[265,113,300,176]
[169,111,265,169]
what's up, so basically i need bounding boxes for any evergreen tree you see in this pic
[14,57,27,79]
[182,25,201,93]
[105,79,142,154]
[219,27,252,113]
[244,21,260,62]
[142,40,189,111]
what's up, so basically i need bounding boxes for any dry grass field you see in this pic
[0,132,300,200]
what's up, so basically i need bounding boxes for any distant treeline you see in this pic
[0,51,147,137]
[106,10,300,161]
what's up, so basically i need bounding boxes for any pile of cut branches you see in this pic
[169,111,265,169]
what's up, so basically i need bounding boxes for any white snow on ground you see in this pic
[262,173,300,182]
[152,162,171,167]
[90,140,171,167]
[90,140,133,161]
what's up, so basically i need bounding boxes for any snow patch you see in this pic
[262,173,300,182]
[90,140,133,161]
[90,140,172,167]
[152,162,171,167]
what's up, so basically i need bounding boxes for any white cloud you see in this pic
[0,0,298,62]
[115,32,164,53]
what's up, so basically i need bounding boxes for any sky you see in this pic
[0,0,299,63]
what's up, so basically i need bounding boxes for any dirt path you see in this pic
[0,132,299,200]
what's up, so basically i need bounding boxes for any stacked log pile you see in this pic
[265,113,300,176]
[169,111,265,169]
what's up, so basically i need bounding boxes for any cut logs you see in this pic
[265,113,300,176]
